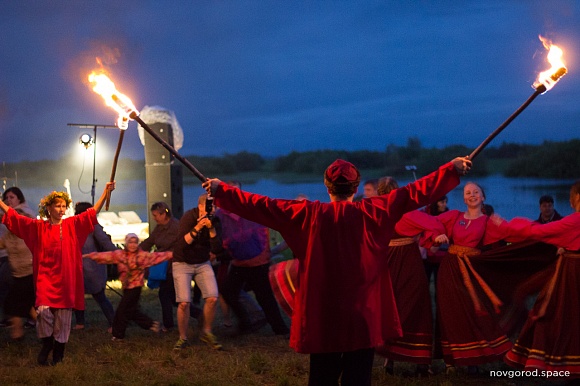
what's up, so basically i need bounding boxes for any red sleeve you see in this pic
[1,207,38,247]
[362,162,460,228]
[214,183,308,233]
[436,209,461,236]
[525,214,580,250]
[395,210,446,240]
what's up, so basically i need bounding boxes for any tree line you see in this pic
[4,139,580,187]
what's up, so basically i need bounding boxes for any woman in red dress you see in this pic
[375,177,446,377]
[503,180,580,377]
[431,182,520,374]
[0,182,114,366]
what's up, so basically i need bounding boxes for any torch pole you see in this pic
[105,129,125,210]
[469,85,546,160]
[131,113,207,182]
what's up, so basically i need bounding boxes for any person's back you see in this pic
[204,157,468,386]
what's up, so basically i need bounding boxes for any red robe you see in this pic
[504,213,580,376]
[2,207,96,310]
[213,162,460,354]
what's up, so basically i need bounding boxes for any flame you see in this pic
[88,71,139,122]
[117,116,129,130]
[533,36,567,93]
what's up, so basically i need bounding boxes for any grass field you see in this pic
[0,282,572,386]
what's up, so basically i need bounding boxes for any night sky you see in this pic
[1,1,579,164]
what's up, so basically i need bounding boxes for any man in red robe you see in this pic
[203,157,470,385]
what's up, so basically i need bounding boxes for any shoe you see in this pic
[445,364,457,376]
[274,327,290,336]
[37,337,54,366]
[239,318,267,335]
[467,365,479,376]
[384,359,394,376]
[72,324,85,330]
[52,342,65,365]
[200,332,222,350]
[415,364,434,378]
[173,338,189,350]
[111,336,124,342]
[150,321,160,333]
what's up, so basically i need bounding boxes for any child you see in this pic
[0,182,115,365]
[84,233,172,341]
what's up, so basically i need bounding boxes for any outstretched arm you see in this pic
[93,182,116,214]
[0,199,9,214]
[202,179,222,196]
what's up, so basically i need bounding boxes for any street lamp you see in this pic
[405,165,417,181]
[68,123,117,204]
[79,133,94,148]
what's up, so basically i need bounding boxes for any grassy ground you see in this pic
[0,283,571,386]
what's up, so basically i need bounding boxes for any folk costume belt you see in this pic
[533,250,580,320]
[388,237,415,247]
[448,244,503,316]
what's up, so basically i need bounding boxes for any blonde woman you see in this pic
[0,182,114,366]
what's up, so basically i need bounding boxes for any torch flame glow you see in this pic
[88,71,139,127]
[533,36,567,93]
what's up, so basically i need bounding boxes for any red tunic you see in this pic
[504,213,580,376]
[2,207,96,310]
[213,162,460,354]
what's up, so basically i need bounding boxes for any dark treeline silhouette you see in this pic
[4,138,580,186]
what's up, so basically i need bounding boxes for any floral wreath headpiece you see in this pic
[38,191,72,218]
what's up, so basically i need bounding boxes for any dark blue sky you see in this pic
[1,1,579,163]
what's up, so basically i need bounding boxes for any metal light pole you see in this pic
[68,123,117,204]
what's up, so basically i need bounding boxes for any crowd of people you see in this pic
[1,156,579,385]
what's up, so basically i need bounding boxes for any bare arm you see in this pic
[93,182,116,214]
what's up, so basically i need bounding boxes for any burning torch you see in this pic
[469,37,567,160]
[88,71,207,208]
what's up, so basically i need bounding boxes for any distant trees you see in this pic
[505,140,580,178]
[4,139,580,185]
[273,150,384,174]
[185,151,265,175]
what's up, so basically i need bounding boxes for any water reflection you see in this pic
[19,176,575,222]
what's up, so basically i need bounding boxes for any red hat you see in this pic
[324,159,360,185]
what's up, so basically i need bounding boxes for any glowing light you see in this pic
[88,71,139,121]
[533,36,567,93]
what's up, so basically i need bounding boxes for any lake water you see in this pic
[19,175,575,223]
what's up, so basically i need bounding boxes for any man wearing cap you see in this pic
[202,156,471,385]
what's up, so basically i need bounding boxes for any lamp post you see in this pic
[67,123,117,204]
[405,165,417,181]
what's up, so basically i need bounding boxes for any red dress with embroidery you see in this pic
[2,207,96,310]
